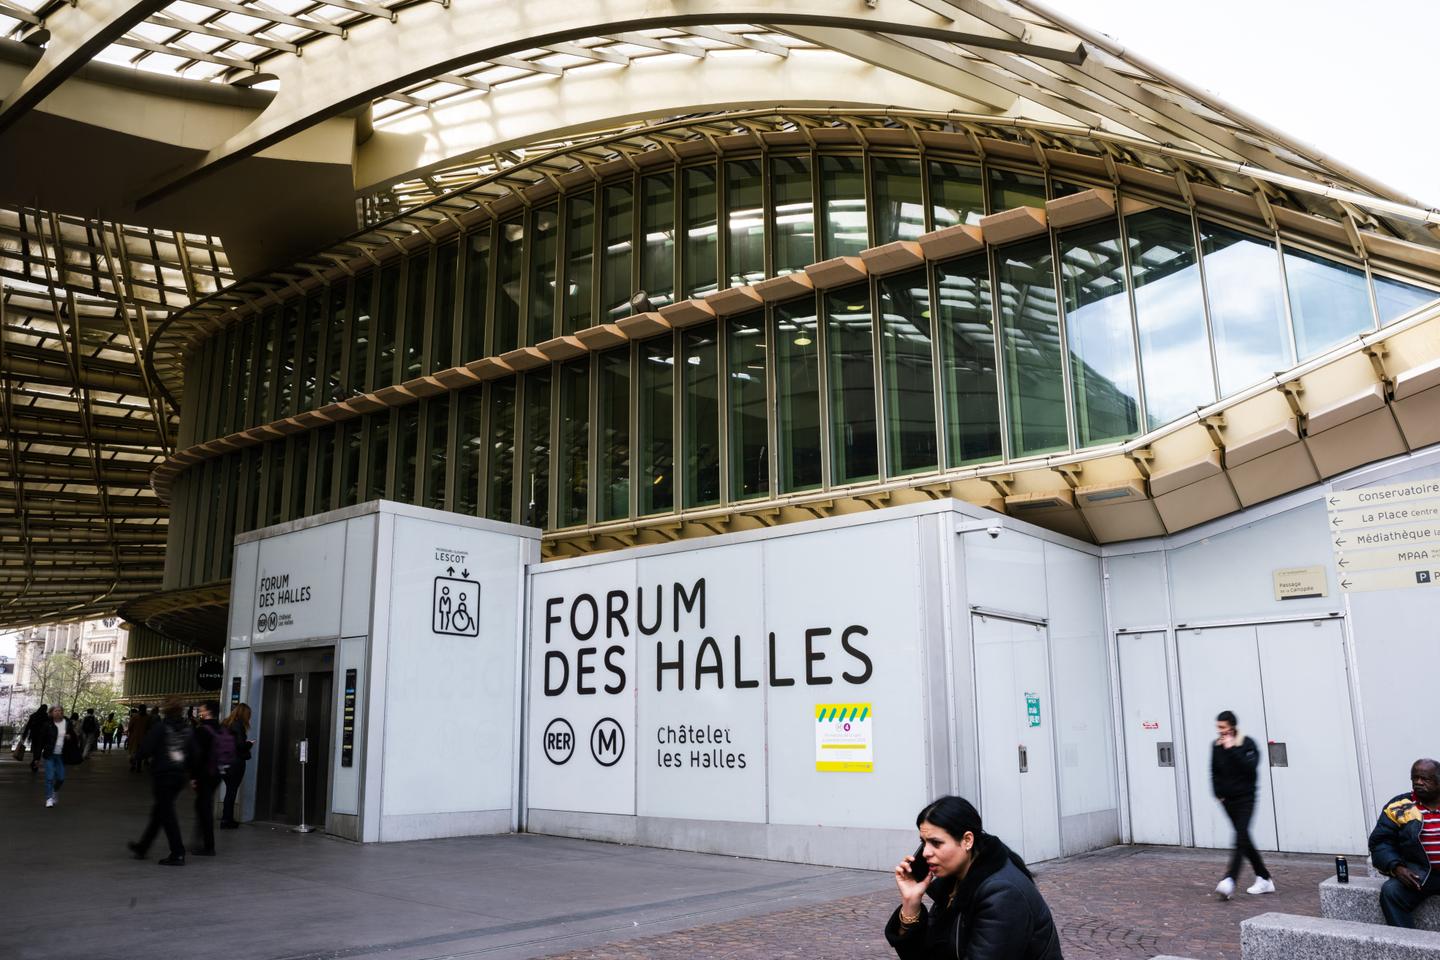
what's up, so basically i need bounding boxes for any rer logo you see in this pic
[543,718,574,765]
[433,576,480,636]
[590,717,625,767]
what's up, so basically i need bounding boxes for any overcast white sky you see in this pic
[1059,0,1440,207]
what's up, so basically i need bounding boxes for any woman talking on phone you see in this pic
[886,796,1063,959]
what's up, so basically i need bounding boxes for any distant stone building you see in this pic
[12,619,128,691]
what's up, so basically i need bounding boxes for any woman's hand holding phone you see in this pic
[894,843,934,914]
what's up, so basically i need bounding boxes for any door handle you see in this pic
[1157,742,1174,767]
[1268,741,1288,767]
[1018,745,1028,773]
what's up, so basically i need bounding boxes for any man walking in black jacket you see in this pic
[1211,710,1274,899]
[190,700,222,857]
[128,700,194,866]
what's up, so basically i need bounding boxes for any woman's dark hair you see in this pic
[917,796,1033,881]
[1216,710,1237,726]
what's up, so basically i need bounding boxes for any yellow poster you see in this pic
[815,702,873,772]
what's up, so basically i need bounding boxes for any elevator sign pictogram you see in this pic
[433,574,480,636]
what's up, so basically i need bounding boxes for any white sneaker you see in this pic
[1247,877,1276,895]
[45,797,55,808]
[1215,877,1235,899]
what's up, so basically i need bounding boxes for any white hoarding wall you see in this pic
[527,516,934,861]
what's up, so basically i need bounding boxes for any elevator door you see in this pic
[1117,631,1181,845]
[255,648,334,828]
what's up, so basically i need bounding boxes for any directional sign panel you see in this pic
[1328,478,1440,592]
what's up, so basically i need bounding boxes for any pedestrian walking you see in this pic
[887,796,1063,959]
[35,706,78,808]
[101,713,119,751]
[1211,710,1275,898]
[81,709,100,758]
[22,704,48,774]
[190,700,224,856]
[127,707,150,772]
[219,703,253,829]
[128,699,194,866]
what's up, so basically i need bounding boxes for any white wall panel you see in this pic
[1104,551,1168,629]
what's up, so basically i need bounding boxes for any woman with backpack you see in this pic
[219,703,252,829]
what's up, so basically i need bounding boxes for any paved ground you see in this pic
[4,748,1333,960]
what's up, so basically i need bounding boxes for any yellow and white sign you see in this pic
[815,702,873,773]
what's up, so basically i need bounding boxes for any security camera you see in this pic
[986,525,1001,539]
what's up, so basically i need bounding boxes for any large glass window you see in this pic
[274,301,300,419]
[930,160,985,228]
[641,173,676,309]
[462,229,491,360]
[826,284,879,483]
[324,282,347,404]
[424,395,450,512]
[771,156,814,275]
[997,239,1068,457]
[872,157,925,244]
[1283,245,1374,359]
[726,312,769,500]
[338,422,360,507]
[556,359,589,527]
[365,411,390,500]
[775,299,823,492]
[522,370,551,528]
[820,155,868,259]
[564,193,595,334]
[1058,221,1141,446]
[288,433,310,521]
[348,272,372,396]
[682,165,719,299]
[253,309,275,423]
[601,181,635,322]
[1374,274,1438,324]
[431,242,458,371]
[402,253,429,381]
[681,324,720,508]
[455,388,483,515]
[1126,208,1214,429]
[936,255,1001,466]
[1201,223,1290,392]
[234,320,254,433]
[597,347,631,521]
[878,268,938,475]
[311,425,335,516]
[494,219,524,355]
[240,447,261,532]
[217,330,237,438]
[299,295,321,412]
[486,379,516,521]
[988,168,1046,212]
[725,159,765,286]
[394,405,419,503]
[372,264,400,390]
[528,205,559,345]
[265,442,286,527]
[638,336,674,514]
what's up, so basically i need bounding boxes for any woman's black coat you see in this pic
[885,837,1063,960]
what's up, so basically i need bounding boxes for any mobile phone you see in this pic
[909,843,931,882]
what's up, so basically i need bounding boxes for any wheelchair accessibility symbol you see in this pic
[432,576,480,636]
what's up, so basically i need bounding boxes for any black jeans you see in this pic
[194,774,219,853]
[1222,796,1270,881]
[220,761,246,825]
[137,772,186,858]
[1380,869,1440,928]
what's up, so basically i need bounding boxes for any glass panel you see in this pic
[325,282,347,404]
[878,268,938,475]
[1201,223,1290,391]
[1374,274,1439,324]
[641,172,675,309]
[637,336,674,515]
[372,264,400,390]
[266,443,285,527]
[252,309,275,425]
[311,425,335,515]
[431,242,458,371]
[872,156,925,244]
[288,433,310,520]
[988,168,1046,212]
[234,319,254,432]
[401,254,428,381]
[462,229,491,360]
[682,324,720,508]
[528,204,559,345]
[775,298,823,492]
[338,422,360,507]
[597,347,631,521]
[455,388,483,516]
[1126,208,1214,429]
[365,411,390,501]
[217,331,235,439]
[274,301,300,419]
[997,238,1068,457]
[771,155,814,275]
[826,284,879,483]
[725,159,765,286]
[486,379,516,521]
[682,164,719,299]
[601,181,635,322]
[522,369,551,528]
[937,255,1001,466]
[820,155,867,259]
[348,272,372,396]
[564,193,595,334]
[930,160,985,229]
[1283,245,1374,359]
[726,312,769,500]
[1050,179,1085,199]
[298,295,322,412]
[1058,220,1141,446]
[425,395,450,512]
[240,448,260,532]
[395,405,419,503]
[494,219,524,355]
[556,359,589,527]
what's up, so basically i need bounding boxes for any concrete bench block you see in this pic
[1241,911,1440,959]
[1320,876,1440,931]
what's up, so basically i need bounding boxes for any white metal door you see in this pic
[1257,620,1369,854]
[973,614,1061,863]
[1177,626,1279,852]
[1117,631,1181,845]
